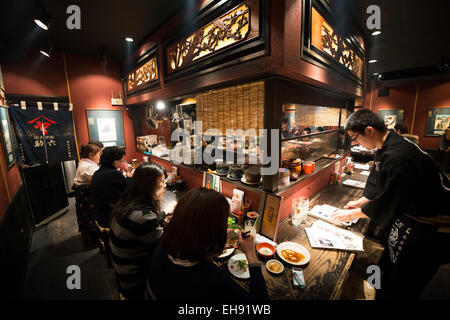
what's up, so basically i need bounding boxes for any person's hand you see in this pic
[237,231,258,264]
[166,200,177,215]
[330,208,367,223]
[344,200,361,209]
[125,168,134,178]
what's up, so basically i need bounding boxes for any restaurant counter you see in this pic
[215,185,369,300]
[213,167,371,300]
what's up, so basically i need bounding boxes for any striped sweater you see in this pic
[110,207,164,299]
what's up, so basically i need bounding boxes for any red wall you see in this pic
[0,50,139,219]
[364,80,450,150]
[2,50,138,160]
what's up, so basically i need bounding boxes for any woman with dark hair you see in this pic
[146,188,269,301]
[110,162,171,300]
[72,143,102,242]
[91,146,130,227]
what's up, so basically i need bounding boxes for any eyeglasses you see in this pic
[351,132,361,143]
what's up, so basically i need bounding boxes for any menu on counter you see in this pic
[343,179,366,189]
[305,220,364,252]
[308,204,359,227]
[354,163,371,170]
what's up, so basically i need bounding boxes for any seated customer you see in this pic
[91,146,130,227]
[146,188,269,301]
[394,123,419,145]
[73,143,101,186]
[73,143,102,242]
[110,162,170,300]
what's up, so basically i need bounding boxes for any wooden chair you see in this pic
[94,220,112,268]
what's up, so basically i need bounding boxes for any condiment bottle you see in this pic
[238,211,244,228]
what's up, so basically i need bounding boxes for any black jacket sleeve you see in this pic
[215,263,269,300]
[361,157,412,229]
[362,166,378,200]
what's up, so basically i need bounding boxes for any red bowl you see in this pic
[256,242,276,258]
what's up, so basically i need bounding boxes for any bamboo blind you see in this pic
[195,81,265,134]
[294,104,346,128]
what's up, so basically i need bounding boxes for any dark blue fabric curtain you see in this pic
[9,102,77,165]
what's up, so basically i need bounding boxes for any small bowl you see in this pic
[256,242,276,259]
[266,259,284,275]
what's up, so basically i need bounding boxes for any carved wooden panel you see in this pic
[311,8,363,79]
[127,56,158,92]
[167,3,251,74]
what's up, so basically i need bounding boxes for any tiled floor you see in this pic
[22,197,118,300]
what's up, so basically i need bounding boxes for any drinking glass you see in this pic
[244,219,257,238]
[298,196,309,224]
[291,197,309,226]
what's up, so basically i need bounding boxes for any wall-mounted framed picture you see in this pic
[260,193,282,240]
[86,109,125,147]
[424,107,450,136]
[377,109,405,130]
[0,105,16,168]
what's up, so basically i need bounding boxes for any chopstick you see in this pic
[241,230,251,238]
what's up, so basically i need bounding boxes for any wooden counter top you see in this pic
[214,183,370,300]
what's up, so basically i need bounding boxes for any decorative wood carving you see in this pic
[127,57,158,92]
[311,7,363,79]
[167,3,250,74]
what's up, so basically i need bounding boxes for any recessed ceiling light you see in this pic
[34,19,49,30]
[372,30,382,36]
[369,59,378,63]
[40,45,52,57]
[34,5,51,30]
[40,50,50,57]
[125,37,134,42]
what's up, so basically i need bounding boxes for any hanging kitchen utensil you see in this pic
[145,105,158,129]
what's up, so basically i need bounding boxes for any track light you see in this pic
[34,5,51,30]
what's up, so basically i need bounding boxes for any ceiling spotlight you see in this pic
[369,59,378,63]
[372,30,382,36]
[34,5,51,30]
[125,37,134,42]
[156,101,165,110]
[40,46,53,57]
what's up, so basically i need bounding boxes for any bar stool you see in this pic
[94,220,112,268]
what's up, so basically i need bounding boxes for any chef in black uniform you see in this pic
[330,109,450,299]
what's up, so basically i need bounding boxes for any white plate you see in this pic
[218,247,235,259]
[227,253,250,279]
[241,176,262,185]
[276,242,310,266]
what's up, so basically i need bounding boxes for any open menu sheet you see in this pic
[343,179,366,189]
[308,204,359,227]
[305,220,364,252]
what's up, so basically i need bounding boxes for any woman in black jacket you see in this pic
[146,188,269,301]
[91,146,130,228]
